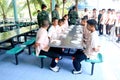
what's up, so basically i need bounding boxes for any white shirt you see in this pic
[64,20,69,29]
[84,31,100,59]
[106,13,116,25]
[100,13,107,25]
[115,15,120,27]
[36,28,49,56]
[57,25,64,34]
[48,25,60,40]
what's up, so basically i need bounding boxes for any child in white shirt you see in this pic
[72,19,100,74]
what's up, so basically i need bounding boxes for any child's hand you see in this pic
[34,43,40,48]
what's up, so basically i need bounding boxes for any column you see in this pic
[52,0,56,11]
[12,0,18,23]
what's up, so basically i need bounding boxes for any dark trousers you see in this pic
[40,47,61,68]
[115,27,120,41]
[72,49,87,71]
[106,24,113,35]
[98,24,103,35]
[115,27,120,36]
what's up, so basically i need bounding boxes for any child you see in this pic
[72,19,100,74]
[35,20,60,72]
[58,19,65,34]
[48,18,59,40]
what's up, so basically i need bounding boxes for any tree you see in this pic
[0,0,13,21]
[26,0,32,20]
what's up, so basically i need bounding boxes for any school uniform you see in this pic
[35,27,60,68]
[73,31,100,71]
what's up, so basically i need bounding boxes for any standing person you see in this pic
[72,19,100,74]
[38,4,50,27]
[52,4,60,20]
[37,10,41,27]
[68,8,72,25]
[115,12,120,43]
[83,8,89,19]
[35,20,60,72]
[98,10,103,35]
[91,8,98,30]
[91,8,97,21]
[68,6,78,25]
[109,9,117,40]
[105,9,113,35]
[100,9,107,35]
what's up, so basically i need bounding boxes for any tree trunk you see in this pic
[0,2,6,22]
[50,0,52,20]
[62,2,65,17]
[75,0,78,12]
[26,0,32,21]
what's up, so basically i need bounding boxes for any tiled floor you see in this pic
[0,36,120,80]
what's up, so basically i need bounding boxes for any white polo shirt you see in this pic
[36,28,49,56]
[84,31,100,59]
[48,25,60,40]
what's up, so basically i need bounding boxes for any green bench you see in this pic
[85,53,103,75]
[32,52,47,68]
[6,45,26,65]
[22,37,36,55]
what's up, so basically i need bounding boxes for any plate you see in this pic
[75,38,82,41]
[51,40,61,46]
[76,34,83,37]
[60,34,67,38]
[71,40,81,44]
[64,30,69,34]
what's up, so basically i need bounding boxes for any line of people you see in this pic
[82,8,120,43]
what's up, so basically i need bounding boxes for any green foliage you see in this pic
[0,0,13,19]
[0,0,81,19]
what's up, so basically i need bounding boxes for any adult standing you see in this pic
[98,10,103,35]
[83,8,89,19]
[52,4,60,20]
[37,4,50,27]
[68,6,78,25]
[37,10,41,27]
[100,9,107,35]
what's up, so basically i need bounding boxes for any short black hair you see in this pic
[82,16,88,20]
[87,19,97,27]
[37,10,40,13]
[52,17,58,22]
[93,8,96,11]
[55,4,59,8]
[58,19,64,23]
[102,9,105,11]
[108,8,111,11]
[84,8,88,12]
[63,14,68,18]
[42,20,49,27]
[72,6,76,10]
[41,4,47,9]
